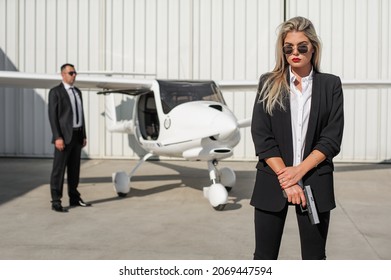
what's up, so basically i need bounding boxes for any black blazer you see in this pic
[250,71,344,213]
[48,83,86,144]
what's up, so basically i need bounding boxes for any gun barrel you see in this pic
[303,185,320,225]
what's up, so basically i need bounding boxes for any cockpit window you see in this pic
[158,80,226,114]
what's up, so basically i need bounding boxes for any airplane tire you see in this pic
[208,183,228,209]
[213,204,226,211]
[219,167,236,189]
[117,192,128,198]
[113,171,130,196]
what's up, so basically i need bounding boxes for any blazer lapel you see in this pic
[59,83,73,107]
[281,72,294,165]
[305,72,321,156]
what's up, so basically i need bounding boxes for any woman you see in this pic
[251,16,344,259]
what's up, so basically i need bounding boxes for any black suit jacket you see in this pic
[250,71,344,213]
[48,83,86,144]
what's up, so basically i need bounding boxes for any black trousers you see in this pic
[50,130,83,204]
[253,205,330,260]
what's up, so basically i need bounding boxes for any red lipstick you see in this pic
[292,58,301,63]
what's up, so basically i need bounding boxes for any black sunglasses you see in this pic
[67,71,77,76]
[282,44,309,55]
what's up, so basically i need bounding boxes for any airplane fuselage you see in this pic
[134,80,241,161]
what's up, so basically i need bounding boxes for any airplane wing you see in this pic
[217,80,258,91]
[237,117,251,128]
[0,71,263,92]
[217,80,256,129]
[0,70,156,136]
[0,70,153,91]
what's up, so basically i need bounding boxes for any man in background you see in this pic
[48,63,91,213]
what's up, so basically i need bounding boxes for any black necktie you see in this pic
[70,87,79,124]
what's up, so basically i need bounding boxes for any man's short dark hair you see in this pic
[60,63,75,72]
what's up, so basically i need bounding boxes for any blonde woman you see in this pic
[251,17,344,259]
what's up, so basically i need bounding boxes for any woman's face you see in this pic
[283,31,314,74]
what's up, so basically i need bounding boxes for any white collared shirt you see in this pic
[289,67,313,167]
[63,82,83,128]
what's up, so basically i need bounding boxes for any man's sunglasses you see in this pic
[282,44,309,55]
[67,71,77,76]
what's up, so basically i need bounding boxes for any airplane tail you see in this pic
[104,94,134,134]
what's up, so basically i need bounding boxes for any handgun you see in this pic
[301,185,320,225]
[282,185,320,225]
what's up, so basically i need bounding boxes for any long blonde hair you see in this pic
[259,16,322,114]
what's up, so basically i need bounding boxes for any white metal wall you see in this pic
[1,0,391,162]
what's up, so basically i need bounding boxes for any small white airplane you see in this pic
[0,70,256,210]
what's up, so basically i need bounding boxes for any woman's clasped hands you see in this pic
[277,166,307,207]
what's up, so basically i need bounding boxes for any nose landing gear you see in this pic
[203,160,236,211]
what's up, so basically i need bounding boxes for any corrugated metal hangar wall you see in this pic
[1,0,391,162]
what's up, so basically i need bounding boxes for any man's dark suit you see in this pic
[48,83,86,204]
[250,71,344,213]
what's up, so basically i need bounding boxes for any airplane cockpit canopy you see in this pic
[157,80,226,114]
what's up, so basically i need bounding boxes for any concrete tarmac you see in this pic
[0,157,390,260]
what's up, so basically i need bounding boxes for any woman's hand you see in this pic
[277,166,304,189]
[283,184,307,208]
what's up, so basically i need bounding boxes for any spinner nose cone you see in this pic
[211,113,239,141]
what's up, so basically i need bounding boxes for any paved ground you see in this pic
[0,157,390,260]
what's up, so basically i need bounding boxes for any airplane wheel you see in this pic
[113,171,130,196]
[208,183,228,209]
[117,192,128,198]
[213,204,226,211]
[219,167,236,190]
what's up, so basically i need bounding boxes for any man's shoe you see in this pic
[69,199,92,207]
[52,204,68,213]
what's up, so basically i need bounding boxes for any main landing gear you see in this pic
[112,155,236,211]
[112,152,154,197]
